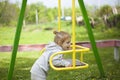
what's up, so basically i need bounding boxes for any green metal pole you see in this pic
[7,0,27,80]
[78,0,105,77]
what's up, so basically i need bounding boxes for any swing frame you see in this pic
[7,0,105,80]
[48,0,90,70]
[49,45,90,70]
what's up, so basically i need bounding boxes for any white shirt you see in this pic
[30,42,70,75]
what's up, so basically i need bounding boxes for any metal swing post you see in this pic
[58,0,61,31]
[7,0,27,80]
[78,0,105,77]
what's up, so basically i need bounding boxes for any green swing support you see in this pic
[7,0,105,80]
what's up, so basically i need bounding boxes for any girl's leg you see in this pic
[31,67,47,80]
[31,73,46,80]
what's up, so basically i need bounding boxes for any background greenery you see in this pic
[0,22,120,46]
[0,22,120,80]
[0,48,120,80]
[0,0,120,80]
[0,0,120,26]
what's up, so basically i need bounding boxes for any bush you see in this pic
[107,14,120,28]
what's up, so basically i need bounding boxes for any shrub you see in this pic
[107,14,120,28]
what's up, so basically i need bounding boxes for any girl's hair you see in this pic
[53,31,71,45]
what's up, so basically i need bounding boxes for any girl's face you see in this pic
[61,38,71,50]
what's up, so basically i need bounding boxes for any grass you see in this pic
[0,26,55,45]
[0,22,120,80]
[0,22,72,45]
[1,22,120,45]
[0,48,120,80]
[47,48,120,80]
[0,51,39,80]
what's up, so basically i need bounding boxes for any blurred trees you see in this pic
[25,3,58,24]
[94,5,120,29]
[96,5,113,17]
[0,0,119,28]
[25,3,47,24]
[0,1,58,26]
[0,0,20,26]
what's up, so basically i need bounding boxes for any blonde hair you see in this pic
[53,31,71,45]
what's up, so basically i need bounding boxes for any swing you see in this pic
[49,0,90,70]
[49,45,90,70]
[8,0,105,79]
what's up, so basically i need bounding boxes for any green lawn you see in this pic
[0,24,55,45]
[0,22,120,45]
[0,48,120,80]
[0,23,120,80]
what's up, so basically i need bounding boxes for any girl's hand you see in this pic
[66,64,72,67]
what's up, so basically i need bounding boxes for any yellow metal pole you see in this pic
[58,0,61,31]
[80,52,83,62]
[72,0,76,67]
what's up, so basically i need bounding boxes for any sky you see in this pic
[9,0,117,8]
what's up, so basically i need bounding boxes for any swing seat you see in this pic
[54,59,86,68]
[49,45,90,70]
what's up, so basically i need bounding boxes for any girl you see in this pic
[30,31,72,80]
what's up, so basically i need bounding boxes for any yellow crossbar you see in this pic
[49,45,90,70]
[58,0,61,31]
[48,0,90,70]
[72,0,76,68]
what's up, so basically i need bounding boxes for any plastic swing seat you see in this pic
[49,45,90,70]
[54,59,86,67]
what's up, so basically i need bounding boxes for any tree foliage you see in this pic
[0,1,119,28]
[0,0,20,26]
[106,14,120,28]
[97,5,113,17]
[24,2,58,24]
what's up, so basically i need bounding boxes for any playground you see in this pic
[0,0,120,80]
[0,24,120,80]
[0,25,120,80]
[0,47,119,80]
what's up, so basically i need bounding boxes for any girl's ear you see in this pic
[57,40,62,46]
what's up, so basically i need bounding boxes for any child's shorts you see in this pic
[31,67,47,80]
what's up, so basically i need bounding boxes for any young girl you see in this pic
[30,31,72,80]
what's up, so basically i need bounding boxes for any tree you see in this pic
[25,2,47,24]
[0,0,19,26]
[97,5,113,17]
